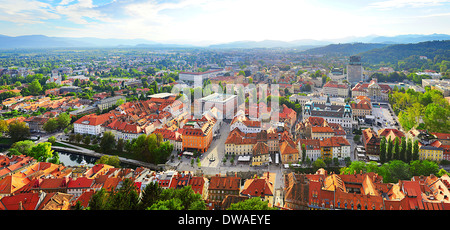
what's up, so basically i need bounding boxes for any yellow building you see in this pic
[252,142,270,166]
[419,146,443,162]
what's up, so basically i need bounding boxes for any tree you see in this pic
[301,143,306,163]
[400,137,406,162]
[406,138,413,163]
[413,140,420,161]
[83,135,91,145]
[9,140,35,156]
[140,182,162,209]
[228,197,277,210]
[30,142,54,162]
[387,160,411,183]
[386,137,393,162]
[28,79,43,95]
[380,136,387,163]
[100,131,115,154]
[116,138,124,152]
[410,160,439,177]
[148,186,206,210]
[95,155,121,168]
[43,118,59,133]
[75,133,83,143]
[57,112,71,130]
[353,135,361,144]
[313,158,326,170]
[8,120,30,142]
[340,161,367,175]
[109,178,140,210]
[393,137,400,160]
[48,136,56,144]
[89,188,108,210]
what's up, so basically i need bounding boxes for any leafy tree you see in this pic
[95,155,121,168]
[413,140,420,161]
[48,136,56,144]
[100,131,116,154]
[406,138,413,163]
[410,160,439,177]
[148,186,206,210]
[380,136,387,164]
[384,160,411,183]
[9,140,35,156]
[140,182,162,209]
[393,137,400,160]
[89,188,108,210]
[386,137,393,162]
[43,118,59,133]
[28,79,43,95]
[57,112,71,130]
[109,178,140,210]
[30,142,54,162]
[399,137,406,162]
[301,143,306,163]
[312,158,326,170]
[8,120,30,142]
[83,135,91,145]
[228,197,277,210]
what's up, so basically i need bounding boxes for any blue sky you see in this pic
[0,0,449,45]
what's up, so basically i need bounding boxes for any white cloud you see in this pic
[0,0,60,24]
[369,0,450,9]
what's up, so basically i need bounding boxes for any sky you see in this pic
[0,0,450,45]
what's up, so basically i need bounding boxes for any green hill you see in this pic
[302,43,390,56]
[359,40,450,65]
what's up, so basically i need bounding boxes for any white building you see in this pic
[303,96,353,131]
[230,114,261,134]
[74,114,110,135]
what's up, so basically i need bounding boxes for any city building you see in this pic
[322,81,350,98]
[303,96,353,131]
[196,93,238,119]
[347,56,364,84]
[181,116,215,153]
[351,79,392,101]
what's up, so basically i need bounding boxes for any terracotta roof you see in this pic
[208,176,241,191]
[0,192,42,210]
[253,142,269,155]
[67,177,94,189]
[280,141,299,155]
[311,126,334,133]
[319,136,351,147]
[241,178,274,197]
[74,113,113,126]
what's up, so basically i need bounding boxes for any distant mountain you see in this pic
[208,39,330,49]
[0,35,185,49]
[302,43,391,56]
[359,40,450,64]
[0,33,449,49]
[367,33,450,44]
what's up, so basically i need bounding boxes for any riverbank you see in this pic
[51,141,163,170]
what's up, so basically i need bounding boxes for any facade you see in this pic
[350,99,372,120]
[179,69,223,82]
[347,56,364,84]
[207,175,241,209]
[196,93,238,119]
[311,126,335,140]
[298,139,321,162]
[303,96,353,131]
[181,116,215,153]
[322,81,350,98]
[419,145,444,162]
[351,79,392,101]
[319,137,351,160]
[74,113,114,136]
[96,96,126,111]
[362,128,380,156]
